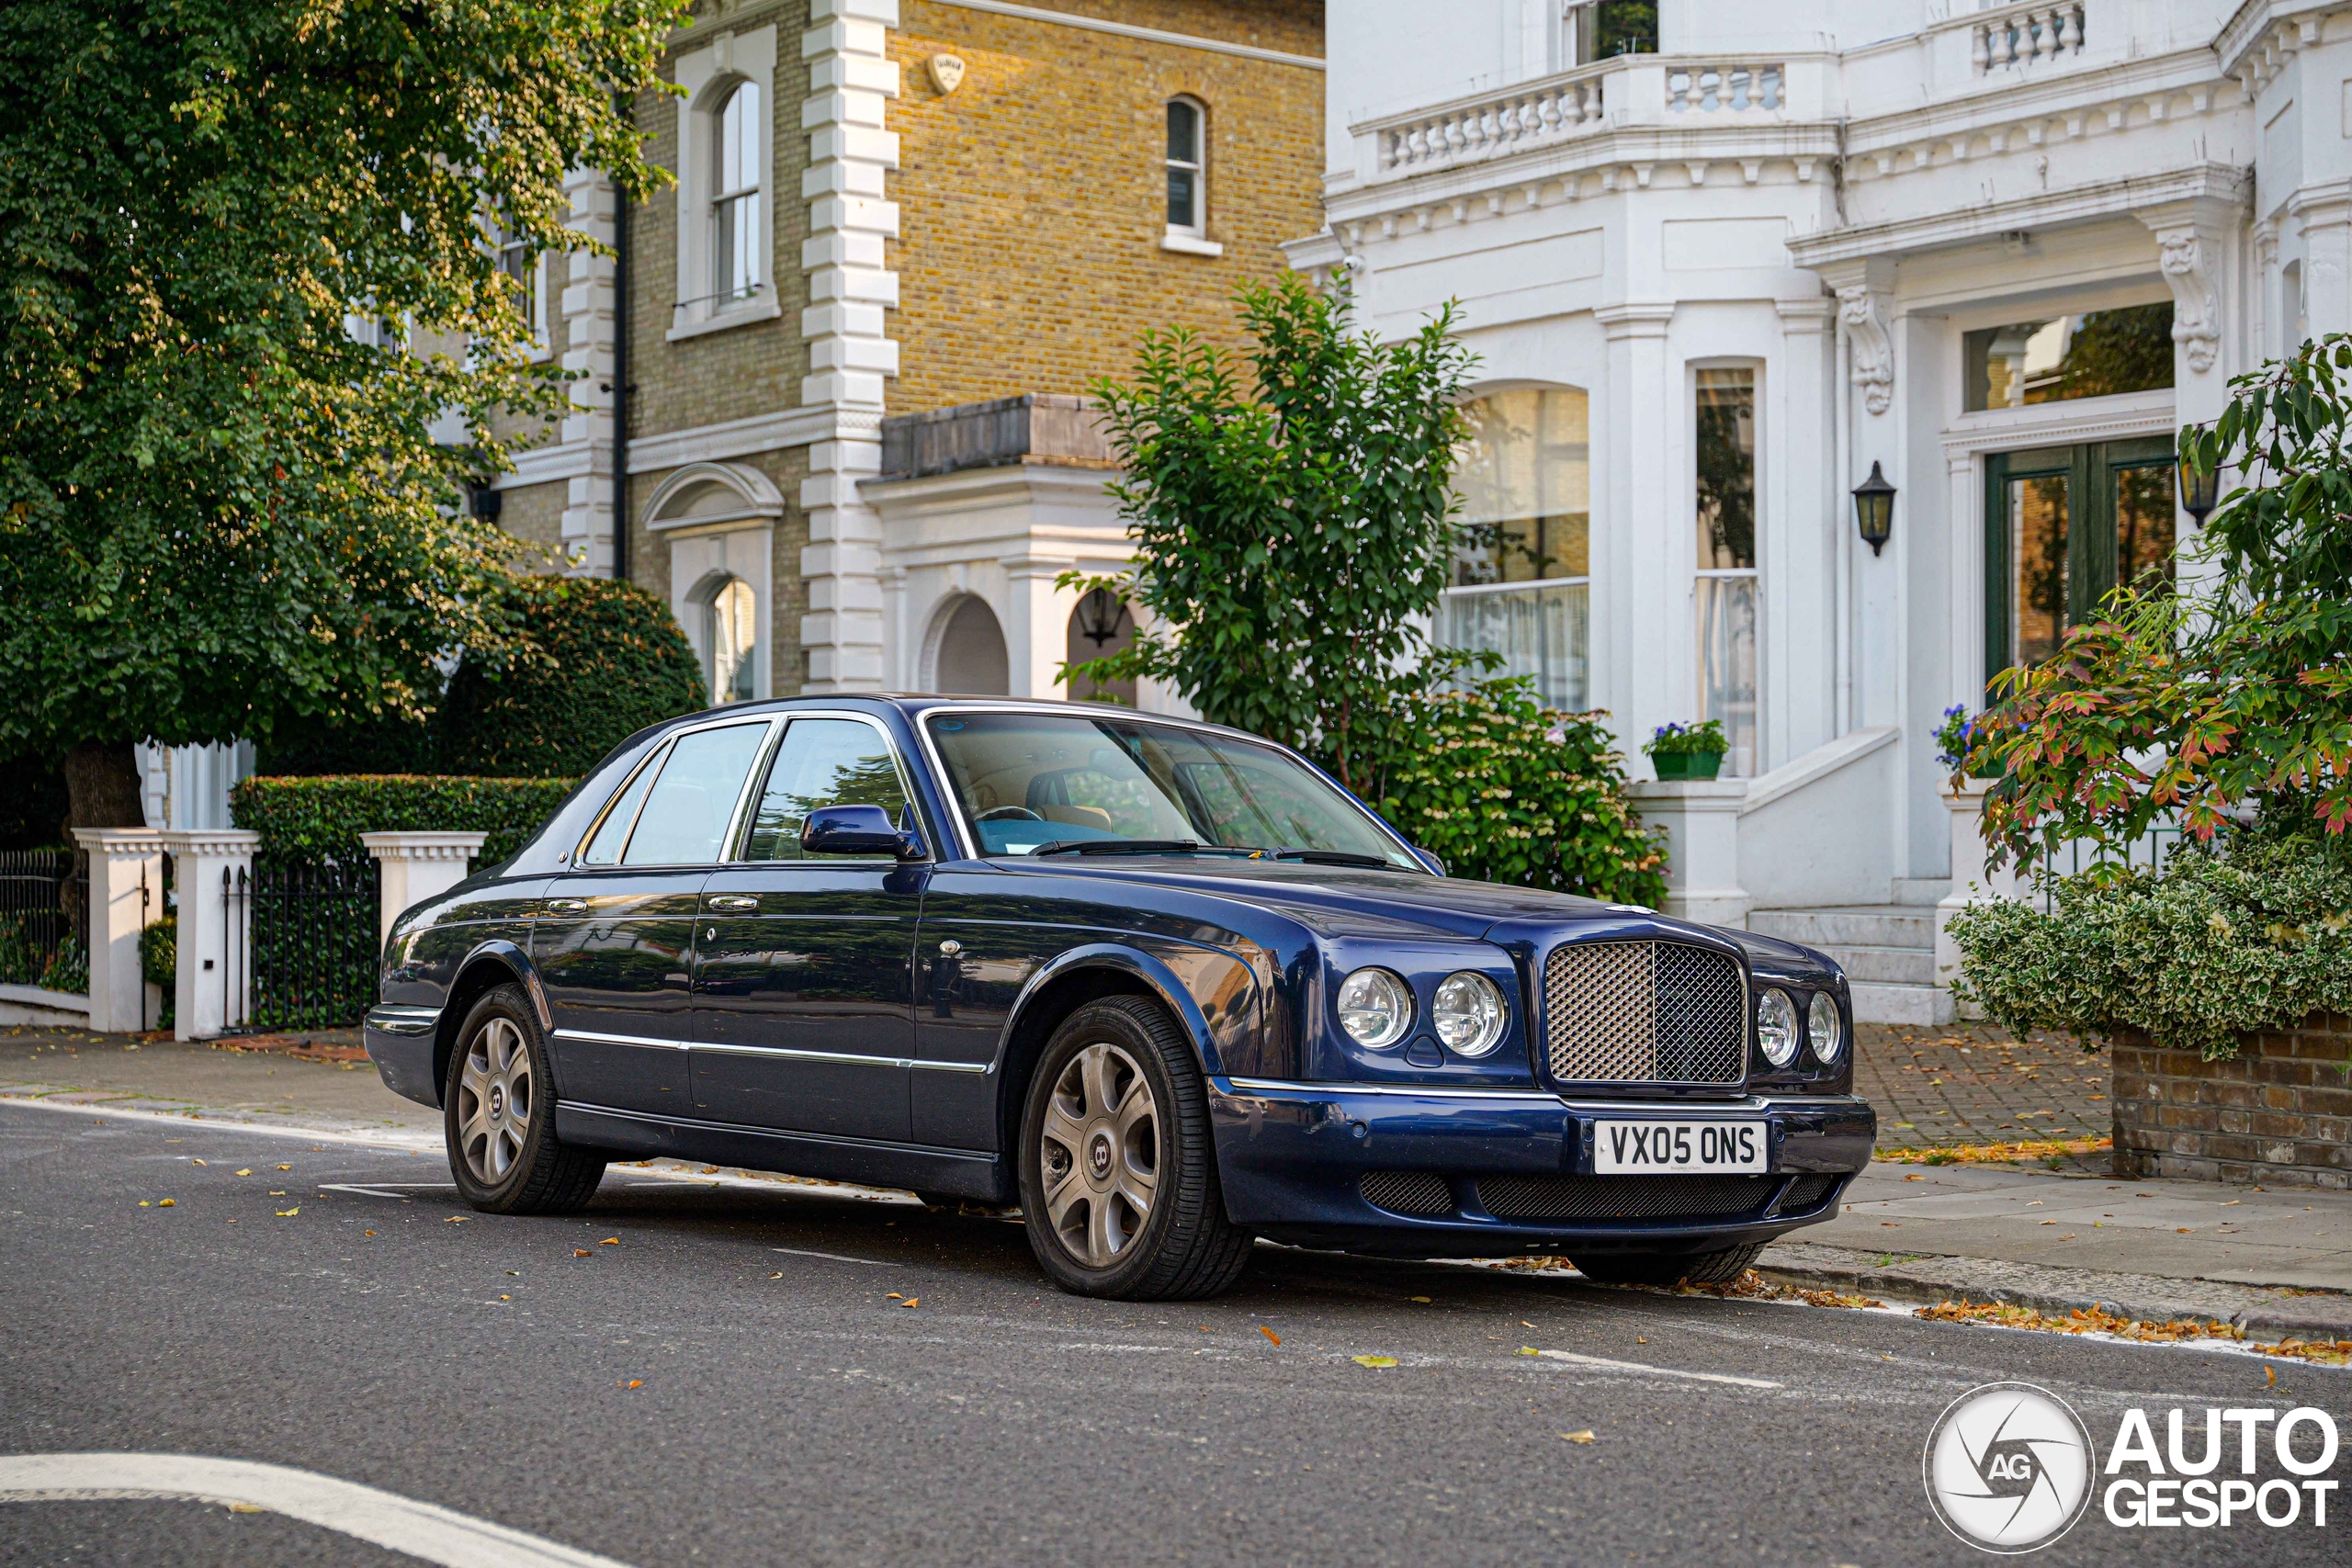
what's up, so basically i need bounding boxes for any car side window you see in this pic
[741,718,910,861]
[577,746,667,867]
[616,723,771,866]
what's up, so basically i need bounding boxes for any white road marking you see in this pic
[773,1247,899,1266]
[319,1184,415,1200]
[0,1452,641,1568]
[1523,1348,1783,1390]
[0,1094,438,1152]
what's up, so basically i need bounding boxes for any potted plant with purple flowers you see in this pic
[1642,720,1728,781]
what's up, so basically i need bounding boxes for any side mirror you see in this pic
[802,804,925,861]
[1410,845,1447,876]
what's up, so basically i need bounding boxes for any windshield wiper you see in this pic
[1031,839,1203,857]
[1272,848,1399,870]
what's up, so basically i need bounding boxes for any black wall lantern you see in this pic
[1076,587,1131,648]
[2177,435,2221,525]
[1850,460,1895,556]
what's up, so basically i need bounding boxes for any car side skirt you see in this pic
[554,1102,1006,1201]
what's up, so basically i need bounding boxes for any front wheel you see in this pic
[445,984,606,1214]
[1017,998,1253,1301]
[1573,1241,1765,1288]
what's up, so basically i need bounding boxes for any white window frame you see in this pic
[1690,361,1763,776]
[1161,96,1222,258]
[495,232,550,361]
[671,27,779,342]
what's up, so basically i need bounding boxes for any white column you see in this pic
[2140,196,2244,607]
[358,832,489,949]
[1623,781,1749,929]
[1934,779,2017,1006]
[560,166,618,576]
[1594,302,1678,745]
[2288,182,2352,343]
[1001,555,1076,699]
[161,829,262,1041]
[70,829,168,1032]
[1770,296,1834,767]
[1945,446,1983,708]
[798,0,899,693]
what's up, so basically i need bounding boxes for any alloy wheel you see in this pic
[1037,1042,1159,1267]
[457,1017,533,1185]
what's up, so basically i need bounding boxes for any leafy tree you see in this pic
[1065,274,1478,792]
[0,0,684,829]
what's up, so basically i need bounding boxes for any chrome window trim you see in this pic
[726,707,933,865]
[910,700,1430,870]
[692,1040,989,1073]
[571,714,786,871]
[550,1027,691,1053]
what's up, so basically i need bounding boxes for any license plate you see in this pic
[1593,1120,1767,1174]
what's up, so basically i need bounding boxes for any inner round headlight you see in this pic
[1807,990,1843,1065]
[1757,987,1801,1068]
[1432,971,1507,1056]
[1337,967,1411,1050]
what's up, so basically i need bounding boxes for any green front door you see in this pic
[1983,437,2176,688]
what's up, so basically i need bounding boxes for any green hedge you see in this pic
[230,774,581,868]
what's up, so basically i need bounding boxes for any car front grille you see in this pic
[1358,1170,1453,1216]
[1476,1173,1779,1223]
[1777,1173,1841,1213]
[1543,940,1747,1087]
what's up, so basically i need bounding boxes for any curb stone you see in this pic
[1758,1242,2352,1340]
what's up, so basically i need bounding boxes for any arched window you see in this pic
[1440,387,1590,710]
[713,80,763,303]
[933,595,1010,695]
[706,575,759,704]
[1165,98,1205,236]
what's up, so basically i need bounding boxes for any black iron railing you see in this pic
[0,849,88,993]
[227,859,379,1032]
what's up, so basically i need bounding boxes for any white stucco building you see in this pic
[1283,0,2321,1019]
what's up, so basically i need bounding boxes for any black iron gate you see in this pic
[0,849,88,993]
[228,859,380,1032]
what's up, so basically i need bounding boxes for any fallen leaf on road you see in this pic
[767,1272,784,1280]
[2041,1220,2057,1225]
[276,1208,298,1217]
[138,1201,151,1207]
[268,1191,286,1196]
[1261,1326,1281,1346]
[888,1292,903,1300]
[1904,1174,1924,1181]
[1409,1296,1430,1303]
[445,1216,467,1224]
[2177,1227,2193,1234]
[228,1503,262,1515]
[1352,1355,1397,1369]
[1516,1347,1539,1357]
[363,1230,376,1237]
[276,1165,290,1171]
[191,1159,206,1167]
[899,1297,919,1309]
[157,1199,174,1207]
[620,1380,641,1389]
[573,1249,592,1257]
[2268,1366,2277,1387]
[1560,1430,1596,1445]
[1521,1321,1533,1328]
[600,1237,619,1246]
[234,1169,251,1176]
[701,1166,720,1174]
[1635,1337,1646,1344]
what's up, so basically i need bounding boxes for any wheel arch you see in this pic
[430,941,551,1109]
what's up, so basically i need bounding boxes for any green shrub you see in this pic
[140,914,176,992]
[440,575,707,778]
[1947,842,2352,1058]
[1371,682,1666,906]
[230,774,581,868]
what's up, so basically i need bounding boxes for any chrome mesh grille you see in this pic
[1544,941,1747,1086]
[1778,1174,1841,1213]
[1358,1170,1453,1215]
[1476,1174,1778,1222]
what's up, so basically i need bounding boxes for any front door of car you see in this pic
[535,718,775,1116]
[691,715,923,1142]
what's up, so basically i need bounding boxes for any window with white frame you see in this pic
[1438,388,1592,711]
[1166,98,1205,235]
[706,574,760,704]
[712,80,763,305]
[495,231,548,354]
[1694,367,1758,776]
[1559,1,1658,65]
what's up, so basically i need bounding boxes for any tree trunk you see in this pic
[63,742,146,831]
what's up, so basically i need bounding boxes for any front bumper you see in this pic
[363,1004,445,1108]
[1209,1077,1875,1259]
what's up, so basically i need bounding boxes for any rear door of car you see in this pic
[535,718,775,1116]
[690,713,924,1141]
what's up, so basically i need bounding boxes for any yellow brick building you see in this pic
[487,0,1323,705]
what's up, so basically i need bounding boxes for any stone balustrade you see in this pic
[1373,67,1611,176]
[1974,3,2086,72]
[1665,62,1783,115]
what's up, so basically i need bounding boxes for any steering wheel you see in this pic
[976,807,1044,822]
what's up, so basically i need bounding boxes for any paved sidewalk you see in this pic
[1853,1021,2110,1151]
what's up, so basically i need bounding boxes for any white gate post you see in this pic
[1623,780,1751,928]
[1933,779,2015,998]
[160,829,262,1040]
[70,829,169,1032]
[358,832,489,949]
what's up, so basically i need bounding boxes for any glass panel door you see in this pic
[1984,438,2177,688]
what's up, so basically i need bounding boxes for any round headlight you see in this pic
[1337,967,1411,1050]
[1757,987,1801,1068]
[1432,971,1507,1056]
[1807,990,1843,1065]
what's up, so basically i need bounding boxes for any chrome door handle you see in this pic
[708,895,759,912]
[546,898,588,914]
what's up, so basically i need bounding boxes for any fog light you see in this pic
[1758,987,1801,1068]
[1337,967,1411,1050]
[1808,990,1843,1065]
[1432,972,1506,1056]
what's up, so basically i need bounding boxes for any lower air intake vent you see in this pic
[1358,1170,1453,1216]
[1778,1174,1840,1213]
[1476,1174,1779,1223]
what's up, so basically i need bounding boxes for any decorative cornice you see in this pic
[1938,388,2177,458]
[156,829,263,858]
[70,828,169,854]
[357,831,489,863]
[1786,163,2249,268]
[1594,300,1678,338]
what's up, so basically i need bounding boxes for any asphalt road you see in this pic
[1,1101,2345,1568]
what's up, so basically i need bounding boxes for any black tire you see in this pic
[444,984,606,1214]
[1573,1241,1765,1288]
[1017,997,1253,1301]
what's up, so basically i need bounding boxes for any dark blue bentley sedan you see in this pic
[363,696,1873,1301]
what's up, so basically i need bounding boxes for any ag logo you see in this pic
[1924,1382,2096,1553]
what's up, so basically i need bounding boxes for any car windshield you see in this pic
[923,711,1423,870]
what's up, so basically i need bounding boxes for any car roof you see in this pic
[684,694,1278,750]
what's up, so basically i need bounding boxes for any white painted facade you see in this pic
[1285,0,2329,947]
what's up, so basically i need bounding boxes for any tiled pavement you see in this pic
[1852,1021,2111,1152]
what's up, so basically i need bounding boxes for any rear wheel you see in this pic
[445,984,605,1214]
[1573,1241,1764,1288]
[1017,997,1252,1301]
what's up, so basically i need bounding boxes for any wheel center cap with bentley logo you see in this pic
[1087,1132,1114,1181]
[488,1084,505,1121]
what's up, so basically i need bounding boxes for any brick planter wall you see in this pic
[2112,1012,2351,1189]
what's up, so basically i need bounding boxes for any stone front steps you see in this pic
[1747,905,1953,1025]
